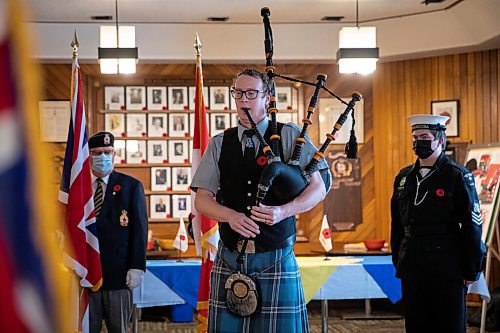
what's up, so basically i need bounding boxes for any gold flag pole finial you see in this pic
[194,33,202,56]
[71,30,79,60]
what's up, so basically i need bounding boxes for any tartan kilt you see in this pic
[208,243,309,333]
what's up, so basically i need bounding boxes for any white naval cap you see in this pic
[407,114,449,131]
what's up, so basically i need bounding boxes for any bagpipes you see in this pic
[246,7,362,207]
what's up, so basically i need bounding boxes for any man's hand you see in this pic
[227,211,260,238]
[250,203,288,226]
[126,269,144,289]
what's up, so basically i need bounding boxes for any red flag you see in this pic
[58,43,102,332]
[190,34,219,333]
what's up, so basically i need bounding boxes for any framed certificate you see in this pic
[39,100,70,142]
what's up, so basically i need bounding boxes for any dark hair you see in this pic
[233,68,272,95]
[430,129,447,149]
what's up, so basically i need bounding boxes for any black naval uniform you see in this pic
[391,152,485,333]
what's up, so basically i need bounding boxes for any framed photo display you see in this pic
[114,140,126,164]
[189,86,209,110]
[172,195,191,218]
[147,140,167,164]
[105,113,125,137]
[168,113,189,137]
[126,113,147,137]
[126,86,146,110]
[275,86,293,110]
[171,167,191,191]
[151,167,171,191]
[210,113,230,136]
[319,97,364,144]
[126,140,146,164]
[150,195,171,219]
[104,86,125,110]
[168,140,189,163]
[168,86,188,110]
[148,113,167,137]
[209,86,230,110]
[431,100,459,137]
[147,86,167,110]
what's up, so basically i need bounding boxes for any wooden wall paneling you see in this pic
[475,52,484,143]
[490,50,498,143]
[483,51,492,141]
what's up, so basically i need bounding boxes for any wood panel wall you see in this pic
[40,48,500,259]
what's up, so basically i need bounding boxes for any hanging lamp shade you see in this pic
[337,27,379,74]
[98,25,138,74]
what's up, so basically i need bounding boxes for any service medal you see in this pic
[120,210,129,227]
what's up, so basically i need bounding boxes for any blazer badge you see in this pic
[120,210,129,227]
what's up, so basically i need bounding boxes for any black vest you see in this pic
[217,123,296,251]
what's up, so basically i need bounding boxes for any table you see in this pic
[132,256,489,333]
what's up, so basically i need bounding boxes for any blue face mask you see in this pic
[92,154,114,174]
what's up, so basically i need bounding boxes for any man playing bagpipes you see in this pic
[191,68,331,333]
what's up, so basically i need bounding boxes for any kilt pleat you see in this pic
[208,243,310,333]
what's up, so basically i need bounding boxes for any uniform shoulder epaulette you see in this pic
[447,159,469,175]
[398,164,413,176]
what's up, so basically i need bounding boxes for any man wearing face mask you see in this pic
[390,115,485,333]
[88,131,148,333]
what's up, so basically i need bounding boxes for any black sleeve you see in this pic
[128,180,148,271]
[390,175,403,269]
[455,171,486,281]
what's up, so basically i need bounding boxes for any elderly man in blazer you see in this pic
[88,131,148,333]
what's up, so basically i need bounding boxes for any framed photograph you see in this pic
[168,86,188,110]
[189,113,194,137]
[147,86,167,110]
[189,86,209,110]
[188,140,193,162]
[151,167,171,191]
[126,113,147,137]
[172,194,191,218]
[150,195,171,219]
[210,113,230,136]
[39,100,70,142]
[114,140,126,164]
[319,97,364,144]
[171,167,191,191]
[148,113,168,137]
[105,113,125,137]
[168,140,189,164]
[126,86,146,110]
[126,140,146,164]
[464,143,500,245]
[431,100,459,137]
[276,86,293,110]
[209,86,230,110]
[168,113,189,137]
[147,140,168,163]
[231,113,239,127]
[104,86,125,110]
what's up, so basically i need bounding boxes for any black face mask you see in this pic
[413,140,435,159]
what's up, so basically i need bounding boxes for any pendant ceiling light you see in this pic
[98,0,138,74]
[337,0,379,74]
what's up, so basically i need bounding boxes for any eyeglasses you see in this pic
[230,89,264,100]
[90,150,114,156]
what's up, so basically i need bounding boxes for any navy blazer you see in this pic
[97,171,148,290]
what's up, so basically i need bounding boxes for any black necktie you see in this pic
[243,129,255,167]
[94,178,104,218]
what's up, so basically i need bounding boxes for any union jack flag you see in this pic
[58,47,102,332]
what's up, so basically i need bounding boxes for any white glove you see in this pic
[126,269,144,289]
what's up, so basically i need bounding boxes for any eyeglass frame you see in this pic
[230,88,266,100]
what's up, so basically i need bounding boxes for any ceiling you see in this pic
[27,0,500,63]
[27,0,458,24]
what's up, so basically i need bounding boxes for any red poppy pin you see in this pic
[257,156,267,166]
[435,188,445,197]
[113,184,121,195]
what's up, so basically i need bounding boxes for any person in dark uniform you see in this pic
[88,131,148,333]
[391,115,486,333]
